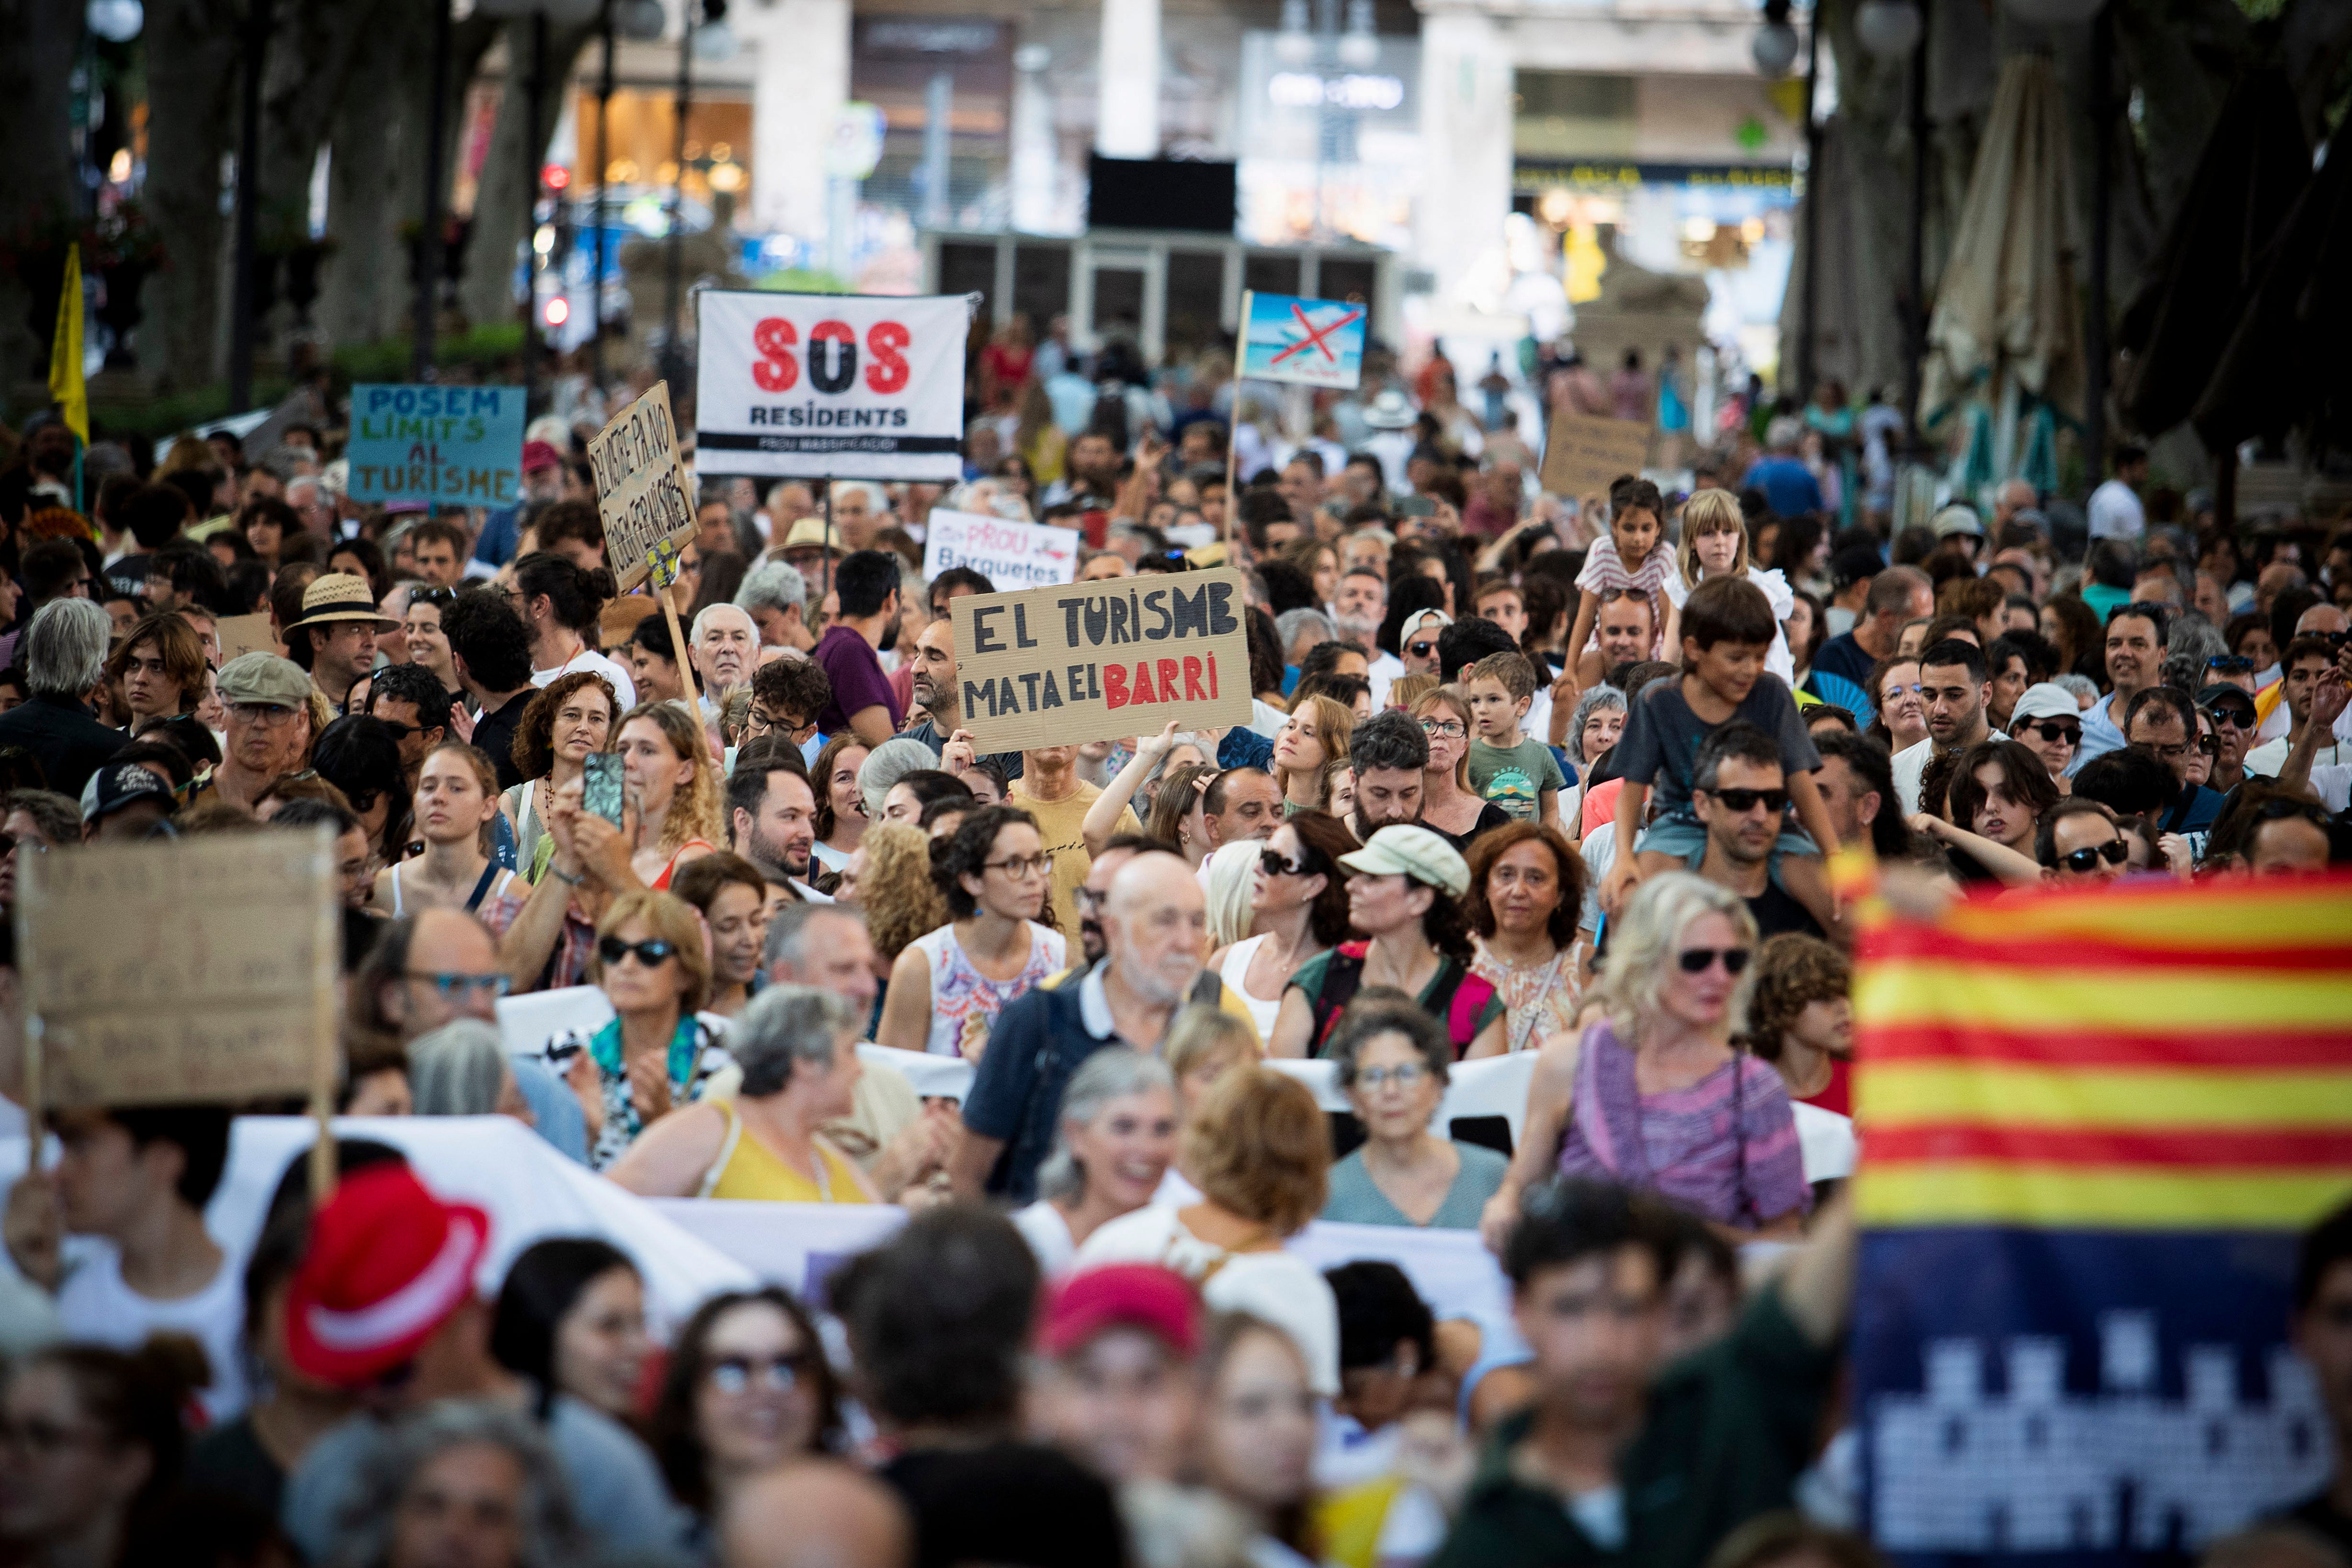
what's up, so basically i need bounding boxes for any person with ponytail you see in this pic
[512,552,637,709]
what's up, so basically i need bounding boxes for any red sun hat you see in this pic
[284,1163,492,1388]
[1039,1264,1202,1360]
[523,439,563,474]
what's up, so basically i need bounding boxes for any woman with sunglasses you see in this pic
[1480,873,1808,1247]
[1322,991,1509,1228]
[501,670,619,877]
[1412,687,1513,845]
[609,985,879,1203]
[876,804,1066,1060]
[1208,813,1356,1039]
[371,741,528,915]
[545,888,729,1169]
[402,586,462,694]
[646,1285,842,1550]
[1395,606,1452,679]
[2007,682,2083,794]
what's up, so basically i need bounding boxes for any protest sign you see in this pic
[1851,876,2352,1565]
[15,828,339,1112]
[922,509,1080,590]
[213,612,277,665]
[1538,410,1652,499]
[585,381,696,597]
[950,568,1254,753]
[695,291,968,481]
[346,384,526,506]
[1237,291,1367,391]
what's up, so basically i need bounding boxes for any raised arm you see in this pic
[1083,721,1179,856]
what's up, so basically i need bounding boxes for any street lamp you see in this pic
[1856,0,1922,56]
[1751,0,1801,77]
[1339,0,1379,68]
[85,0,143,42]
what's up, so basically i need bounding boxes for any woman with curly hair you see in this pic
[614,700,723,889]
[500,670,618,876]
[852,821,948,971]
[1268,823,1503,1060]
[876,805,1066,1060]
[1736,932,1854,1115]
[1464,820,1587,1054]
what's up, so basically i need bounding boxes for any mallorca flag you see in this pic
[1850,873,2352,1568]
[48,242,87,445]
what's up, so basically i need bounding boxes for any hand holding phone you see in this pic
[581,753,626,828]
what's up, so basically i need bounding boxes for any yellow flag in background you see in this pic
[48,242,87,445]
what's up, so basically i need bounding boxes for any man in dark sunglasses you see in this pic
[2035,798,2131,886]
[1688,725,1825,939]
[2196,683,2260,794]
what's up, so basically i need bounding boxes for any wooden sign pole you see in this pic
[1223,291,1250,553]
[309,832,341,1203]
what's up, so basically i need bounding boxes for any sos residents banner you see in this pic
[1851,874,2352,1566]
[346,384,526,506]
[695,291,967,481]
[922,509,1080,591]
[950,568,1254,753]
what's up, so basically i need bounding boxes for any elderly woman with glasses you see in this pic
[1411,686,1512,845]
[1480,872,1809,1247]
[1321,991,1509,1229]
[608,984,879,1202]
[541,889,730,1170]
[874,804,1065,1060]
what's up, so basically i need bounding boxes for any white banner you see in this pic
[921,509,1080,590]
[695,291,969,481]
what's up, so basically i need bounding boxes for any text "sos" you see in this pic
[753,318,910,395]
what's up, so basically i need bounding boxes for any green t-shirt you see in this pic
[1467,737,1568,823]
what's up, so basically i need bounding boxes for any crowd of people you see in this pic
[0,348,2348,1568]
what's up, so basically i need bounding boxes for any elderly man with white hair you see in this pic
[0,598,120,796]
[736,559,816,652]
[692,602,761,716]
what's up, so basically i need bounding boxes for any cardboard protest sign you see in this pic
[1539,410,1652,499]
[585,381,696,596]
[17,827,339,1110]
[1238,291,1367,391]
[951,568,1254,754]
[213,612,277,665]
[695,291,968,481]
[346,384,526,506]
[922,509,1080,591]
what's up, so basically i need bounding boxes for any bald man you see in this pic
[722,1462,911,1568]
[952,851,1217,1202]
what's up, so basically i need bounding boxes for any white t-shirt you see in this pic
[2244,734,2347,777]
[1011,1200,1078,1278]
[1665,566,1796,687]
[58,1248,250,1420]
[531,647,639,710]
[1217,934,1285,1041]
[1892,730,2006,817]
[1366,650,1404,712]
[2087,479,2145,541]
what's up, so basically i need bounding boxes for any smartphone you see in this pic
[582,753,625,828]
[1396,495,1438,518]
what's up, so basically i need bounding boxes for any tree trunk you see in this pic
[0,0,83,382]
[455,19,598,331]
[1812,0,1921,404]
[144,0,244,392]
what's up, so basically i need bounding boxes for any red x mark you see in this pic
[1268,302,1364,365]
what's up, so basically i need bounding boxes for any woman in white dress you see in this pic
[1658,489,1797,687]
[875,804,1065,1060]
[1011,1050,1179,1276]
[1206,814,1356,1040]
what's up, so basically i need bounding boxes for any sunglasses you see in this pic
[1407,640,1438,659]
[410,586,461,608]
[2196,734,2220,756]
[1706,787,1788,815]
[2205,654,2254,672]
[1260,849,1319,878]
[2056,838,2131,873]
[707,1350,818,1396]
[2206,704,2255,728]
[1677,946,1751,975]
[598,937,679,967]
[2024,719,2081,745]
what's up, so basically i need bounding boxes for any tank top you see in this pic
[702,1099,873,1203]
[390,860,512,916]
[503,781,546,873]
[651,839,716,891]
[912,920,1066,1057]
[1218,934,1285,1041]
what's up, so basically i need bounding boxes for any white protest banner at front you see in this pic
[921,509,1080,591]
[585,380,695,596]
[950,568,1255,754]
[694,291,967,481]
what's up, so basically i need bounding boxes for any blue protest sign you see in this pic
[346,384,527,507]
[1237,292,1366,391]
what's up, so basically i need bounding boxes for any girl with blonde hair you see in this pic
[614,700,724,888]
[1659,489,1797,686]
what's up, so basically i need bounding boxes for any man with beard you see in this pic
[813,550,904,746]
[1891,640,2003,816]
[1348,709,1436,842]
[904,619,1023,781]
[726,739,830,903]
[952,852,1216,1202]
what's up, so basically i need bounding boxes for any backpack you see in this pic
[1303,942,1499,1058]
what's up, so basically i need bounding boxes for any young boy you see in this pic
[1600,576,1841,931]
[1466,650,1568,831]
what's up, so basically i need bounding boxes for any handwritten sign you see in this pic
[1238,291,1367,391]
[951,568,1254,754]
[214,612,277,665]
[921,509,1080,591]
[586,381,696,596]
[17,830,339,1109]
[1538,410,1652,499]
[346,384,526,506]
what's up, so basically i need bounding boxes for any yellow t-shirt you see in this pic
[704,1100,872,1203]
[1012,779,1140,942]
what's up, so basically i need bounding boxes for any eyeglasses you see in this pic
[1882,683,1926,699]
[228,701,298,724]
[1705,787,1788,815]
[2024,719,2081,745]
[1352,1062,1430,1093]
[2196,734,2220,756]
[707,1350,818,1396]
[984,854,1053,879]
[2055,838,2131,873]
[410,587,461,608]
[1406,640,1438,660]
[404,970,512,999]
[598,937,679,967]
[1420,718,1466,740]
[0,832,47,858]
[1260,849,1319,878]
[2205,654,2254,672]
[372,718,421,742]
[1677,946,1751,975]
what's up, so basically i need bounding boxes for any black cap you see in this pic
[90,761,176,823]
